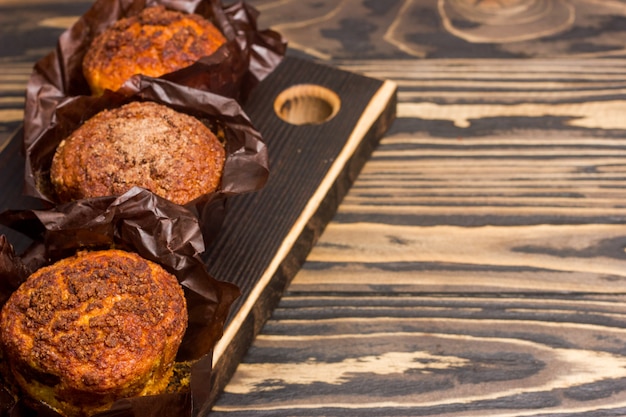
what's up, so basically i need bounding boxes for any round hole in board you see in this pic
[274,84,341,125]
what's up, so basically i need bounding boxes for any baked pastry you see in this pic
[0,249,187,417]
[83,5,227,95]
[50,101,226,205]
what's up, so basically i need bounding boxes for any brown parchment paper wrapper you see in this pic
[23,75,270,245]
[0,187,241,417]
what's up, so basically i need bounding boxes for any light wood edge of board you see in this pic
[212,78,398,363]
[0,125,20,155]
[0,137,10,155]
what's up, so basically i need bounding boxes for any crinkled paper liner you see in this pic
[0,187,241,417]
[24,75,271,245]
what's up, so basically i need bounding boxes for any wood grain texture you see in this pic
[251,0,626,60]
[3,0,626,416]
[210,0,626,416]
[212,294,626,416]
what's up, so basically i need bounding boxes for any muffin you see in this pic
[50,101,226,205]
[83,5,227,95]
[0,249,188,417]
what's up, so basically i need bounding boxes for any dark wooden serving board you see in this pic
[203,56,396,410]
[0,56,397,411]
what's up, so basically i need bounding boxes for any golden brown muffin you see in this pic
[0,249,188,417]
[83,5,227,95]
[50,101,226,205]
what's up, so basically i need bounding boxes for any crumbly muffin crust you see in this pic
[0,249,188,417]
[83,5,226,95]
[50,101,226,205]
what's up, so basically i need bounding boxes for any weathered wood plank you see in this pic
[252,0,626,60]
[212,293,626,416]
[289,224,626,294]
[211,1,626,414]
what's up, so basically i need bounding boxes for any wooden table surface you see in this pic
[4,0,626,416]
